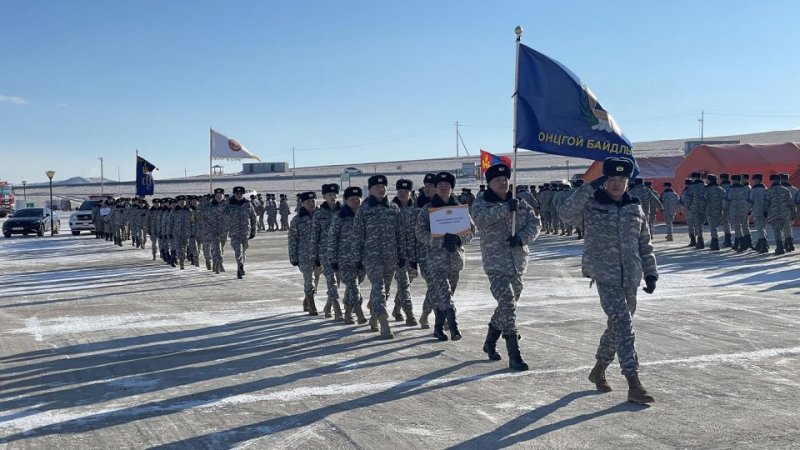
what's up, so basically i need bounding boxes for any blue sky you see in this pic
[2,0,799,183]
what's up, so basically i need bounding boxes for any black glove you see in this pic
[249,232,256,240]
[356,261,364,272]
[168,234,173,239]
[764,211,768,218]
[331,262,339,271]
[314,259,321,267]
[506,234,524,247]
[643,275,657,294]
[398,258,406,268]
[443,233,461,252]
[290,260,298,267]
[590,175,608,189]
[508,198,519,212]
[410,261,418,270]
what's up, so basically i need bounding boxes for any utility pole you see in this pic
[292,146,296,191]
[455,121,460,158]
[99,157,104,194]
[698,110,704,142]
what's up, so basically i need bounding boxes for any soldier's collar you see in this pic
[482,188,512,203]
[594,188,638,207]
[367,195,389,207]
[430,194,460,207]
[321,201,341,211]
[339,205,356,218]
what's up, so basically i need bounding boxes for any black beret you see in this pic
[752,174,763,180]
[344,186,363,199]
[214,188,225,194]
[299,191,316,202]
[396,179,413,191]
[602,157,634,178]
[485,163,511,183]
[435,171,456,188]
[731,174,741,181]
[368,175,388,188]
[322,183,340,195]
[769,174,781,181]
[719,173,729,179]
[423,173,437,185]
[176,195,186,201]
[233,186,245,194]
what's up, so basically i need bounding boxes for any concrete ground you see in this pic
[0,223,799,449]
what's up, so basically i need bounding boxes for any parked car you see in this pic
[3,207,61,237]
[343,167,364,175]
[69,199,102,235]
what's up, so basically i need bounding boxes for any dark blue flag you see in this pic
[136,156,157,196]
[515,43,636,172]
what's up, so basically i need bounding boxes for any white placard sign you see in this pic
[429,205,472,237]
[100,206,112,216]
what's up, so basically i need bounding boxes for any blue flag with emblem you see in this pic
[515,43,637,173]
[136,155,157,196]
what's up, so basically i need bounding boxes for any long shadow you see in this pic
[450,393,647,449]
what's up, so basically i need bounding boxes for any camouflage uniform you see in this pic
[725,181,751,249]
[765,182,793,252]
[781,181,798,249]
[289,207,318,299]
[392,197,420,320]
[171,205,192,264]
[226,198,257,266]
[747,181,769,248]
[353,196,403,318]
[472,189,540,335]
[328,205,366,315]
[112,203,128,244]
[539,187,553,233]
[415,194,436,325]
[148,204,161,259]
[645,188,662,236]
[559,183,657,377]
[660,187,680,239]
[266,198,278,231]
[720,178,733,243]
[312,201,342,317]
[685,179,707,244]
[254,197,266,231]
[703,181,725,245]
[187,204,200,265]
[279,197,290,231]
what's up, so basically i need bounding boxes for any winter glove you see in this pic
[508,198,519,212]
[590,175,608,189]
[356,261,365,272]
[643,275,657,294]
[443,233,462,252]
[764,211,768,218]
[398,258,406,268]
[409,261,418,270]
[506,234,524,247]
[290,260,299,267]
[169,234,173,239]
[331,262,339,272]
[314,259,321,267]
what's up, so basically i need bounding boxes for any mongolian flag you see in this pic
[515,43,637,173]
[480,149,512,173]
[136,156,157,196]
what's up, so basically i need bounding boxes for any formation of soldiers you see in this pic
[91,187,292,278]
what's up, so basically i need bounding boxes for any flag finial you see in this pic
[514,26,523,36]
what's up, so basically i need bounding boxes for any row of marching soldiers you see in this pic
[250,193,291,231]
[288,167,540,373]
[93,187,258,278]
[674,172,798,254]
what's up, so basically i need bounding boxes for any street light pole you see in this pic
[21,181,26,201]
[99,157,104,194]
[45,170,55,236]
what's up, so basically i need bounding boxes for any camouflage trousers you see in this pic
[173,234,188,260]
[149,232,158,256]
[339,264,366,307]
[280,215,289,230]
[595,282,639,376]
[783,213,793,240]
[419,260,433,317]
[229,234,249,264]
[298,263,316,295]
[319,256,339,302]
[754,214,767,241]
[393,264,418,311]
[257,213,265,231]
[647,213,656,237]
[721,205,731,234]
[663,211,676,235]
[429,268,460,312]
[706,213,722,239]
[187,236,199,261]
[541,211,552,232]
[688,209,705,237]
[159,235,170,255]
[201,239,210,260]
[487,272,523,335]
[771,218,787,244]
[729,212,750,239]
[551,210,561,233]
[365,262,396,316]
[268,214,278,230]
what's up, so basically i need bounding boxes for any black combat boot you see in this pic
[709,237,719,251]
[237,263,244,279]
[688,234,696,247]
[625,373,655,404]
[378,313,394,339]
[307,293,319,316]
[392,304,404,322]
[785,237,795,252]
[588,361,612,392]
[482,325,502,361]
[354,302,368,324]
[695,235,704,250]
[432,309,449,341]
[504,334,529,371]
[734,237,745,252]
[445,308,461,341]
[775,238,786,255]
[302,293,309,312]
[756,238,768,254]
[744,235,754,250]
[723,233,732,247]
[205,258,211,270]
[332,300,343,321]
[419,309,431,329]
[343,304,355,325]
[403,305,417,326]
[665,233,673,241]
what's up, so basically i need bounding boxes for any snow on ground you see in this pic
[0,224,799,448]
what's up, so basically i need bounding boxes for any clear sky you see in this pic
[2,0,799,183]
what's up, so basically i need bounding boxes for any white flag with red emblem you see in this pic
[210,129,260,161]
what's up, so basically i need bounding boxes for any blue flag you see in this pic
[136,156,157,196]
[515,43,636,171]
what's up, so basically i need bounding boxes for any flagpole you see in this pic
[209,127,213,194]
[512,26,523,231]
[135,148,139,198]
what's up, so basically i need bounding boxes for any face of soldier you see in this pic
[397,189,410,203]
[423,183,436,198]
[235,192,244,201]
[214,193,224,202]
[605,176,629,201]
[436,182,452,201]
[323,192,337,204]
[489,176,509,197]
[302,198,316,212]
[369,184,386,200]
[346,195,361,210]
[178,200,187,208]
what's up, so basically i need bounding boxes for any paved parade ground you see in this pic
[1,226,799,449]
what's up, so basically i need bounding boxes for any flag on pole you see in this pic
[136,156,157,196]
[515,43,636,172]
[480,149,512,173]
[210,129,261,161]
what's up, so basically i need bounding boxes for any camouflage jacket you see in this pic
[147,207,161,235]
[539,189,553,211]
[327,205,359,266]
[279,200,290,216]
[225,198,257,238]
[628,184,651,216]
[685,180,706,213]
[704,184,725,221]
[206,200,228,237]
[393,197,421,263]
[559,184,657,289]
[288,207,316,264]
[472,189,540,275]
[660,189,680,215]
[353,195,404,265]
[746,184,768,215]
[312,201,341,261]
[725,184,750,215]
[414,194,432,262]
[517,191,539,211]
[415,195,474,273]
[765,183,793,222]
[112,205,128,228]
[266,200,278,217]
[171,206,192,237]
[647,189,663,215]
